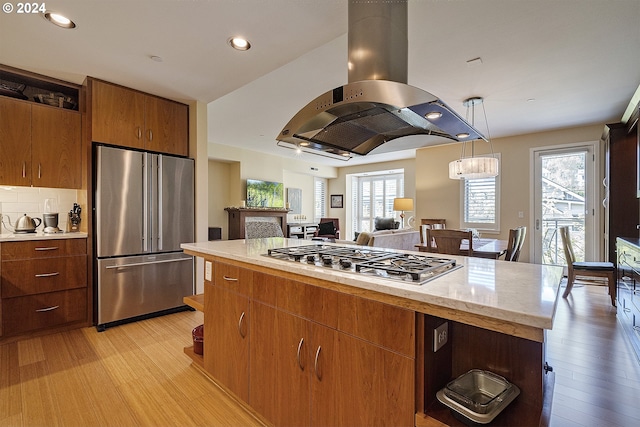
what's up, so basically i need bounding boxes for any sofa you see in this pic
[336,229,420,251]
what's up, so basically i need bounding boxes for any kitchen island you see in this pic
[182,238,563,427]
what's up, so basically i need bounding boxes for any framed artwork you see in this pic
[331,194,343,208]
[287,188,302,214]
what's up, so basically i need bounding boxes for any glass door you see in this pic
[532,144,597,265]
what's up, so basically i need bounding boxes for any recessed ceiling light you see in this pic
[228,37,251,51]
[43,11,76,29]
[456,132,471,139]
[425,112,442,120]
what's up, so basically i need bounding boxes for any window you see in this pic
[352,171,404,233]
[460,155,500,232]
[314,177,327,222]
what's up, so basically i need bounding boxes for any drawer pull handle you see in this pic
[223,275,238,282]
[35,247,59,251]
[237,312,246,338]
[297,338,304,370]
[36,305,59,313]
[314,346,322,380]
[35,272,60,278]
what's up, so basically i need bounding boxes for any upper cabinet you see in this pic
[0,89,82,189]
[88,78,189,157]
[0,97,30,186]
[604,116,639,263]
[90,80,145,150]
[32,103,82,188]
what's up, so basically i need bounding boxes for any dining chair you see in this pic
[424,229,473,256]
[314,217,340,239]
[504,226,526,262]
[419,219,446,244]
[245,221,284,239]
[558,226,616,306]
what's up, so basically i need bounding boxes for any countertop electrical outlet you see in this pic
[434,321,448,352]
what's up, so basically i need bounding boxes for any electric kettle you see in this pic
[12,214,42,233]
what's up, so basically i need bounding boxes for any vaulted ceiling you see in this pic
[2,0,639,166]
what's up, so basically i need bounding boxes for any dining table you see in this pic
[415,237,509,259]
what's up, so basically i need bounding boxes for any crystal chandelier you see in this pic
[448,97,498,180]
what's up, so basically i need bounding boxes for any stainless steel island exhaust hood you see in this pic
[276,0,486,161]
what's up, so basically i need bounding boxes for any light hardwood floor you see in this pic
[547,283,640,426]
[1,283,639,427]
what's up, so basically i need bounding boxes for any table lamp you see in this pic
[393,198,414,228]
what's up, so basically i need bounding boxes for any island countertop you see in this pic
[182,238,563,342]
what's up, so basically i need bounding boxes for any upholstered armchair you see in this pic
[314,218,340,239]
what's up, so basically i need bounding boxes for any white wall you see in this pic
[208,142,337,238]
[415,124,604,262]
[332,158,417,240]
[189,101,209,294]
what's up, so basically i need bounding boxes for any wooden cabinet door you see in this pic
[251,301,312,427]
[309,323,340,427]
[275,309,311,427]
[249,301,280,423]
[31,105,82,188]
[91,80,145,149]
[0,97,31,186]
[144,96,188,156]
[204,283,249,401]
[310,323,414,427]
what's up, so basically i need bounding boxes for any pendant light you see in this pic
[448,97,498,180]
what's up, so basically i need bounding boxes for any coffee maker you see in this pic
[43,198,60,233]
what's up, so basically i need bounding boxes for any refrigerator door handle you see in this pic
[104,257,192,269]
[158,154,163,251]
[142,154,150,252]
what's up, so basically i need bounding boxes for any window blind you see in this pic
[314,177,327,221]
[464,177,496,224]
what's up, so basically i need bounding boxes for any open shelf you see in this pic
[0,64,80,110]
[416,371,555,427]
[183,294,204,312]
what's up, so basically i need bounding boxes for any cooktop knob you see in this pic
[340,259,352,268]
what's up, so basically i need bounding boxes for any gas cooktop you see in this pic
[265,244,461,285]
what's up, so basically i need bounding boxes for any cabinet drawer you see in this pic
[214,261,251,296]
[278,279,339,329]
[338,293,416,357]
[1,255,87,297]
[2,288,87,335]
[1,238,87,260]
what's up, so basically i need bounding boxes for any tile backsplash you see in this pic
[0,186,84,233]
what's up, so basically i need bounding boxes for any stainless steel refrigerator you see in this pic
[95,145,195,330]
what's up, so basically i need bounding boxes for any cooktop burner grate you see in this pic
[266,244,461,284]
